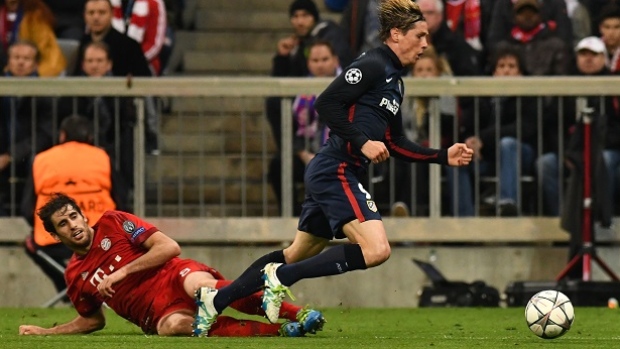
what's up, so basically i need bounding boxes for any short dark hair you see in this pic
[598,3,620,26]
[60,114,93,144]
[37,193,84,234]
[83,41,111,61]
[84,0,112,10]
[308,39,337,56]
[490,45,528,75]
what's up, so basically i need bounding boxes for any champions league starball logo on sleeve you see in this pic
[123,221,135,233]
[344,68,362,84]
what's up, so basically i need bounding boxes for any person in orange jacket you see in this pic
[21,114,128,297]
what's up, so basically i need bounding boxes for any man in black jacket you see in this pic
[75,0,158,154]
[273,0,352,77]
[74,0,151,77]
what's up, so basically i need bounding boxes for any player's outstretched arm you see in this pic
[19,308,105,335]
[447,143,474,167]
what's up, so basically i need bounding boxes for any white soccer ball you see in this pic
[525,290,575,339]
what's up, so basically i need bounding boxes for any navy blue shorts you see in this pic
[298,154,382,240]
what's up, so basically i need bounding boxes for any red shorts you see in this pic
[145,258,225,334]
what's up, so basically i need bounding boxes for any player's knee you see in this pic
[363,242,391,267]
[158,317,193,336]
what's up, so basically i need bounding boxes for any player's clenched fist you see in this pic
[447,143,474,167]
[361,140,390,164]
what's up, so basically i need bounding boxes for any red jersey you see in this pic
[65,210,172,333]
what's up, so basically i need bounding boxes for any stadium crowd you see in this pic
[0,0,619,222]
[2,0,618,338]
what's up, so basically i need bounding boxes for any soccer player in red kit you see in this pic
[18,193,323,337]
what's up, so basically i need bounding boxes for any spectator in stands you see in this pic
[0,0,66,76]
[76,0,158,154]
[415,0,479,151]
[448,46,538,216]
[391,45,457,216]
[487,0,573,52]
[266,0,353,202]
[492,0,571,76]
[268,40,340,215]
[0,41,54,216]
[21,115,127,298]
[340,0,382,57]
[42,0,85,40]
[538,36,618,216]
[444,0,495,53]
[416,0,481,76]
[406,46,457,152]
[598,3,620,73]
[109,0,166,153]
[273,0,352,78]
[75,0,151,77]
[59,41,136,191]
[19,193,322,337]
[560,37,617,277]
[110,0,167,76]
[587,0,617,36]
[70,42,113,146]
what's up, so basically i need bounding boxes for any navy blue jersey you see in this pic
[314,45,448,169]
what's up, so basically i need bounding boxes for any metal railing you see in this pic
[0,76,617,218]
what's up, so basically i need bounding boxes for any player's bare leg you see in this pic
[157,310,194,336]
[182,271,220,337]
[341,219,391,267]
[183,271,219,295]
[283,230,330,263]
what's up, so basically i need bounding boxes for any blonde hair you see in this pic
[413,46,453,130]
[414,46,451,76]
[378,0,425,42]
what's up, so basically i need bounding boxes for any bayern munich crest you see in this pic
[100,238,111,251]
[345,68,362,84]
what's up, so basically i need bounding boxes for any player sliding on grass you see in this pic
[191,0,474,336]
[18,193,324,337]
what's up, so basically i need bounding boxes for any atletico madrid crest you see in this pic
[367,200,377,212]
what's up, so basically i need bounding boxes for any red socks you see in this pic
[208,315,281,336]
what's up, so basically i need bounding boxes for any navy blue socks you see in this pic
[213,250,285,313]
[276,244,367,286]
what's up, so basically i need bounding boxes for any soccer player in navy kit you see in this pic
[192,0,474,335]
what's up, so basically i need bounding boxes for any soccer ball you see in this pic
[525,290,575,339]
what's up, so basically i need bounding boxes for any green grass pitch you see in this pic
[2,307,620,348]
